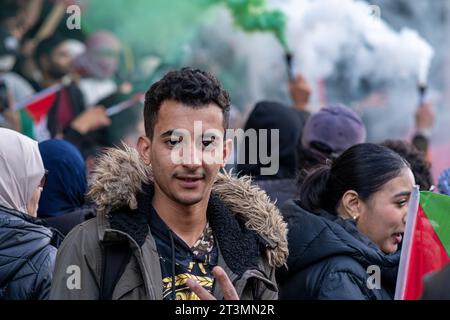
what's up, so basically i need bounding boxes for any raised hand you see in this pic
[186,266,239,300]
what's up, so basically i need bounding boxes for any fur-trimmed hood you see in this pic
[87,146,288,268]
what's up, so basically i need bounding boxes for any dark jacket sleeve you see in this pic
[315,255,382,300]
[317,270,375,300]
[33,246,57,300]
[279,256,381,300]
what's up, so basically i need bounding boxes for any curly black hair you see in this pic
[34,33,67,66]
[144,67,230,138]
[381,139,433,191]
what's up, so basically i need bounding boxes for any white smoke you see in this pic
[185,0,447,179]
[279,0,434,90]
[186,0,437,142]
[184,7,288,111]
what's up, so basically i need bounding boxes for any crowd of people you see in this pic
[1,0,450,301]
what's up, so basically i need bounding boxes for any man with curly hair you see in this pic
[49,67,288,300]
[381,139,434,191]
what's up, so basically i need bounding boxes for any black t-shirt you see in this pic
[149,206,218,300]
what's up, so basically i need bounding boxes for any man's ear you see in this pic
[221,138,233,169]
[338,190,362,220]
[137,136,152,165]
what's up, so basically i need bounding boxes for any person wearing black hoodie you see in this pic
[277,143,416,299]
[236,101,306,208]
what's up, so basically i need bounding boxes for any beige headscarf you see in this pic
[0,128,45,213]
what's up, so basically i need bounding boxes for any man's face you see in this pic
[138,100,232,206]
[92,46,121,78]
[44,41,72,79]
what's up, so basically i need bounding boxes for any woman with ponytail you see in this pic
[277,143,415,300]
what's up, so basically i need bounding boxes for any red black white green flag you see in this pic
[395,188,450,299]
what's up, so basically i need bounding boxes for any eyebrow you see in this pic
[160,130,175,138]
[161,130,222,138]
[392,191,412,198]
[203,132,218,139]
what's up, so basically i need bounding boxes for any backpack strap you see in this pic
[100,240,132,300]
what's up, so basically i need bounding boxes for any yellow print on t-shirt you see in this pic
[162,262,214,300]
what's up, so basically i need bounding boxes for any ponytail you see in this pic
[298,165,331,213]
[297,143,410,215]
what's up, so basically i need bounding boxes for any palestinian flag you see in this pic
[15,84,63,141]
[395,189,450,300]
[15,84,62,123]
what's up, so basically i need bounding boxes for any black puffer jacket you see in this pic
[277,200,400,300]
[0,206,57,300]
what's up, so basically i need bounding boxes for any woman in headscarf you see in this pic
[37,139,95,235]
[0,128,57,300]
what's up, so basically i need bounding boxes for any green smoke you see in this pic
[82,0,208,64]
[80,0,289,110]
[203,0,289,50]
[82,0,289,60]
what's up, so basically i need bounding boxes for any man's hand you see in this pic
[415,102,435,133]
[289,74,311,111]
[71,105,112,134]
[21,39,38,58]
[186,266,239,300]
